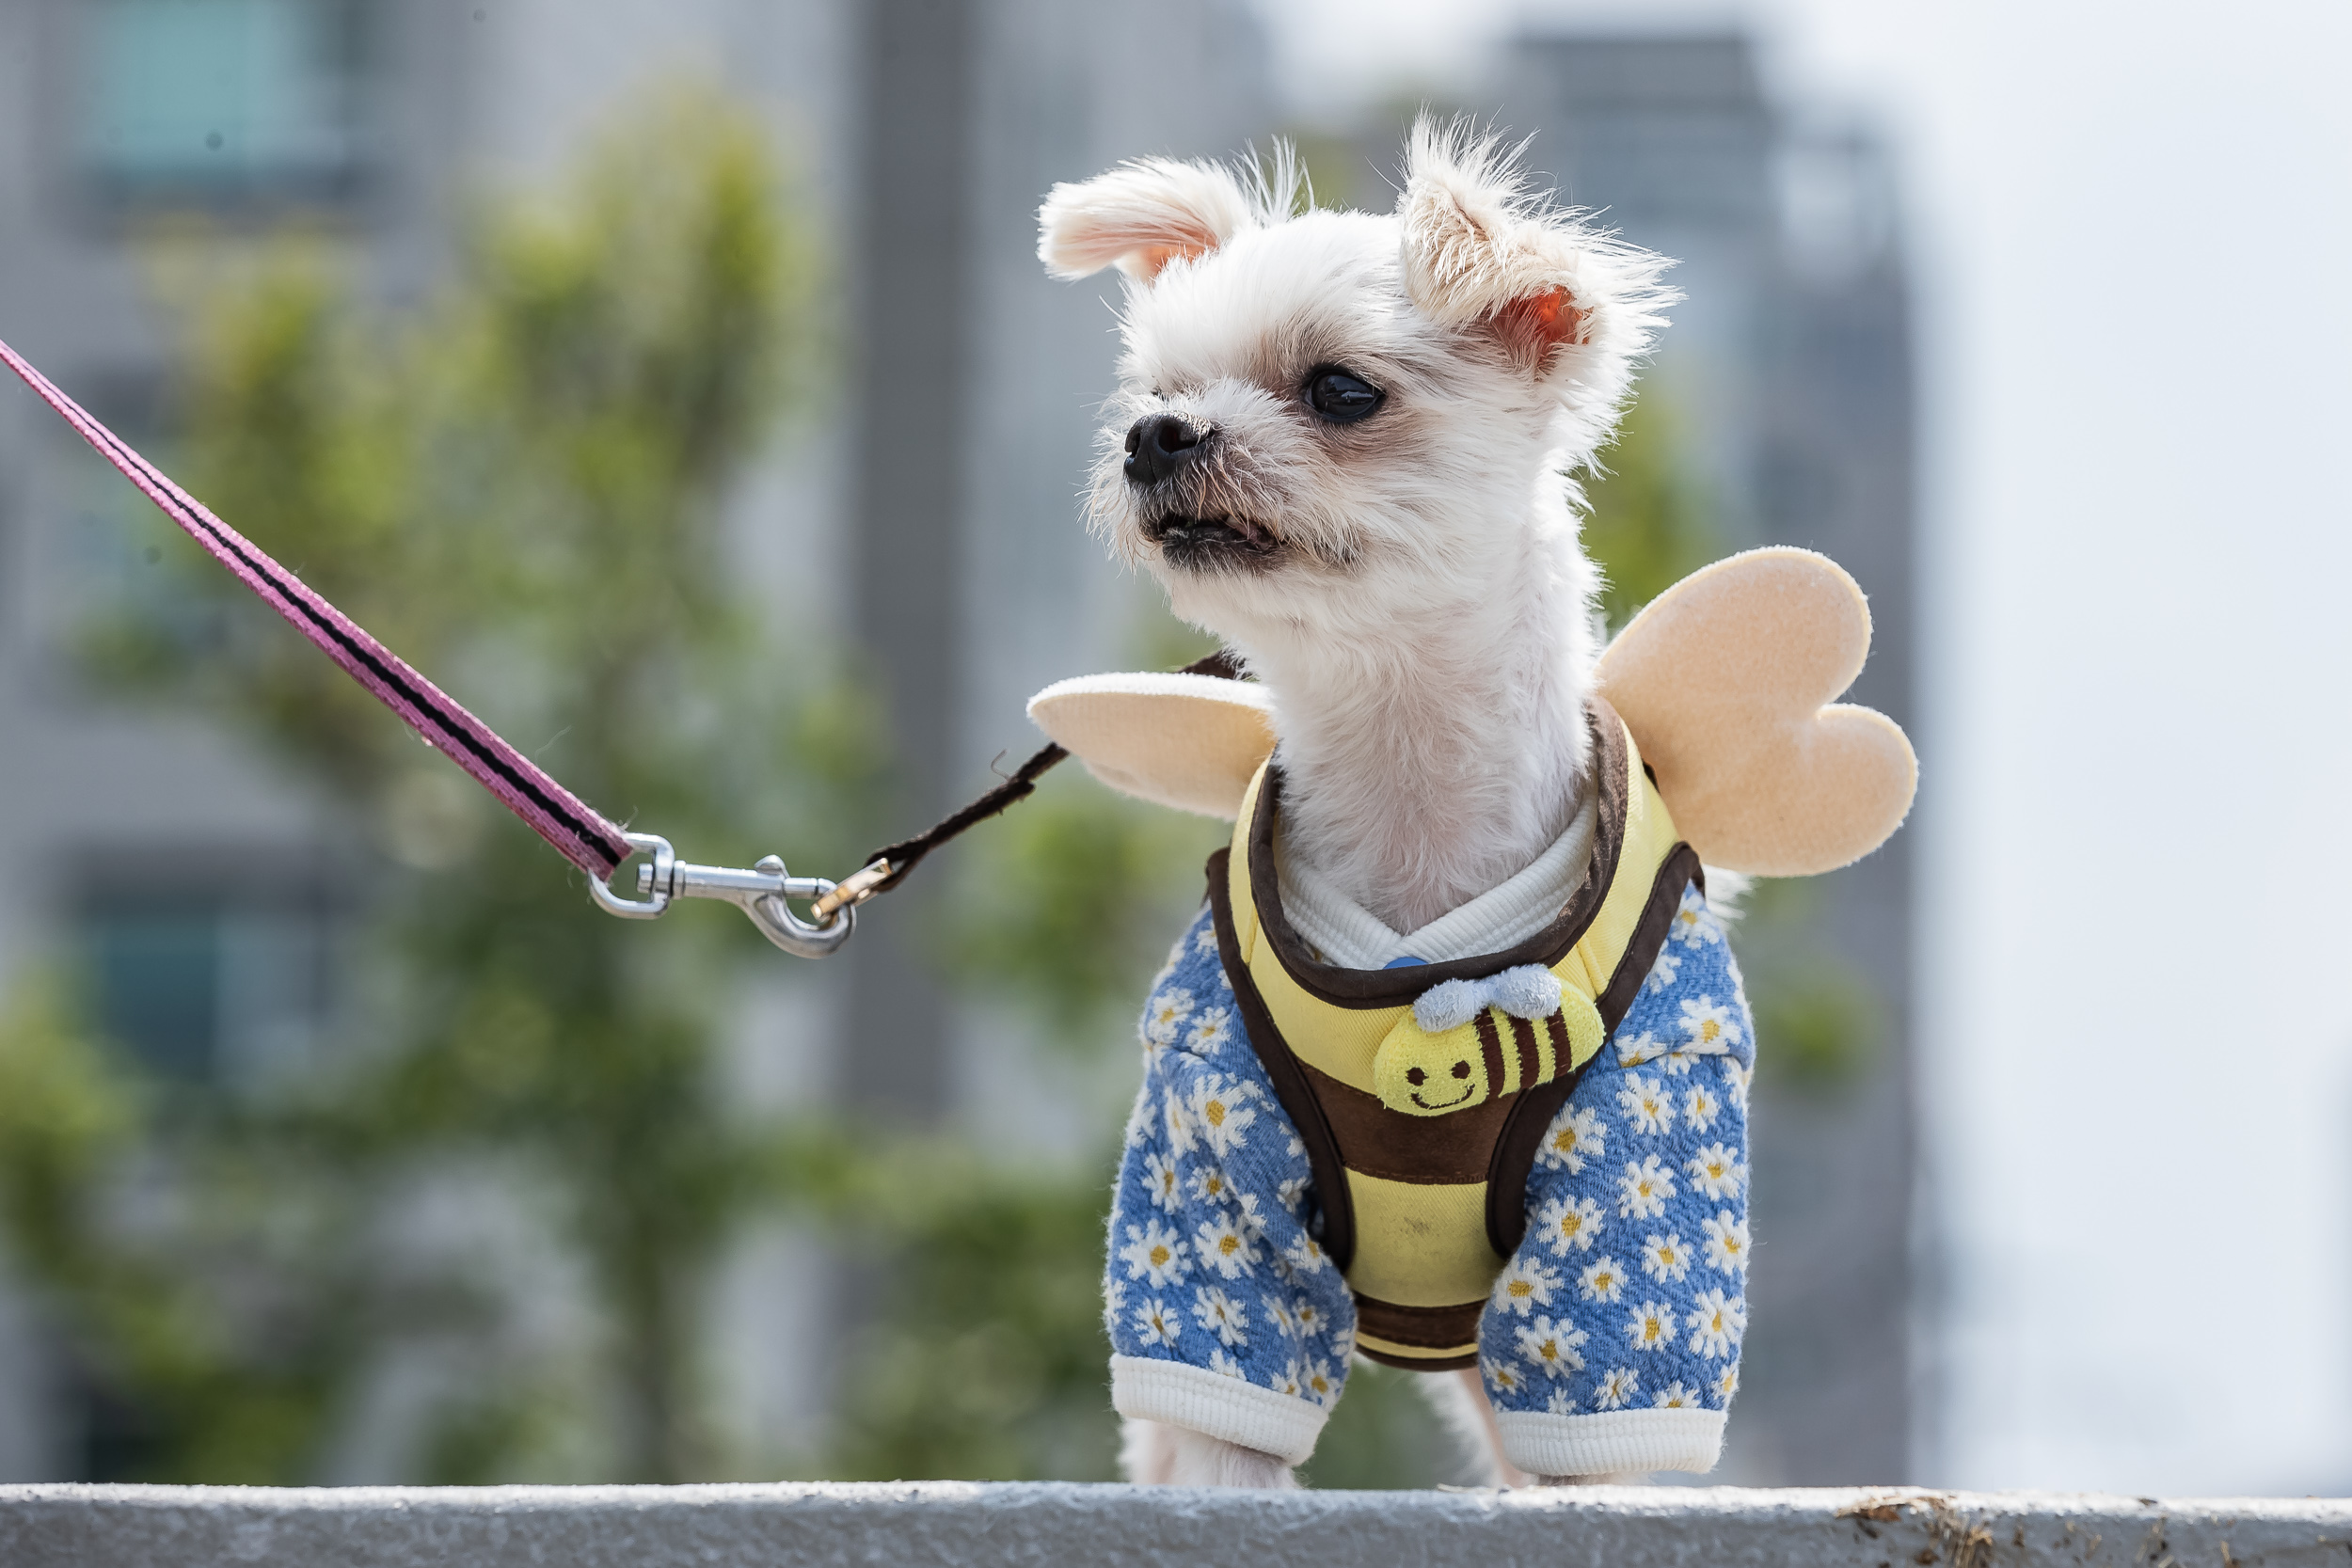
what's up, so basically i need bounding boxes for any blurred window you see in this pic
[87,909,220,1081]
[76,0,363,199]
[81,892,331,1085]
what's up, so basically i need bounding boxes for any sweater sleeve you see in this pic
[1477,879,1756,1479]
[1102,906,1358,1465]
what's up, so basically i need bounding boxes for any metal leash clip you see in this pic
[588,832,854,958]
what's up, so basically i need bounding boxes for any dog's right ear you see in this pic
[1038,159,1255,282]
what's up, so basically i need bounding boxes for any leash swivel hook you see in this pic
[588,832,854,958]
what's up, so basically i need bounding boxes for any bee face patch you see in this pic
[1375,1020,1490,1113]
[1371,965,1606,1117]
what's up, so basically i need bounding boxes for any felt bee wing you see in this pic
[1594,546,1915,876]
[1025,546,1915,875]
[1025,670,1277,819]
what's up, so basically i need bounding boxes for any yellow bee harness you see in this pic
[1206,699,1698,1368]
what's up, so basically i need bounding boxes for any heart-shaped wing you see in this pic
[1026,550,1915,869]
[1595,546,1915,876]
[1026,671,1276,819]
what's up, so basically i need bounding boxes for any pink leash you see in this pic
[2,337,854,957]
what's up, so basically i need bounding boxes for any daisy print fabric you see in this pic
[1105,879,1750,1473]
[1104,907,1357,1442]
[1479,882,1753,1472]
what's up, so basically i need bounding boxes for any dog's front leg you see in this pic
[1120,1418,1298,1489]
[1102,912,1357,1489]
[1423,1366,1647,1486]
[1470,879,1752,1484]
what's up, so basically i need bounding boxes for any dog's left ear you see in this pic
[1039,158,1256,282]
[1396,118,1668,379]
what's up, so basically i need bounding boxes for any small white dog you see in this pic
[1040,121,1756,1490]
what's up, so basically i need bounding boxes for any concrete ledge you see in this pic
[1,1481,2346,1567]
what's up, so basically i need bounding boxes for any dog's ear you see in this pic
[1396,118,1667,378]
[1039,158,1256,282]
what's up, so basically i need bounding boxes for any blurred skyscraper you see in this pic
[1494,33,1920,1485]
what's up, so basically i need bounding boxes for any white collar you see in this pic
[1271,785,1598,970]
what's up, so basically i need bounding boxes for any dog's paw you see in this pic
[1122,1418,1298,1489]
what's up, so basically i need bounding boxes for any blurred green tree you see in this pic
[0,85,888,1484]
[803,1135,1128,1482]
[154,88,855,1485]
[0,976,480,1482]
[1581,391,1719,627]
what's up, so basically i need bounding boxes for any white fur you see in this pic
[1041,119,1677,1486]
[1041,148,1305,281]
[1418,1366,1534,1488]
[1120,1418,1300,1489]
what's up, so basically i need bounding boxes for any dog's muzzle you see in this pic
[1139,512,1276,569]
[1124,414,1277,569]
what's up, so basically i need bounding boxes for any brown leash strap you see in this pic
[812,648,1244,919]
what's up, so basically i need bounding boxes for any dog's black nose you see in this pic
[1124,414,1208,485]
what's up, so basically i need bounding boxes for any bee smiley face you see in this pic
[1373,1020,1493,1117]
[1403,1054,1478,1111]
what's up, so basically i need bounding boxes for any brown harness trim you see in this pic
[1352,1298,1483,1369]
[1207,849,1359,1272]
[1481,843,1704,1258]
[1201,707,1703,1328]
[1241,701,1634,1008]
[1296,1058,1512,1184]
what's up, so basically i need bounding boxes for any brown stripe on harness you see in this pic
[1353,1296,1483,1365]
[1509,1015,1545,1089]
[1298,1059,1507,1184]
[1206,848,1359,1271]
[1481,842,1704,1258]
[1474,1012,1509,1096]
[1543,1010,1571,1071]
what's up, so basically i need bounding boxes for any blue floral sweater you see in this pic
[1103,880,1753,1477]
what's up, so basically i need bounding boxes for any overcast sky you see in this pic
[1250,0,2352,1496]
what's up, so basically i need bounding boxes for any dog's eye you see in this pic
[1304,367,1382,423]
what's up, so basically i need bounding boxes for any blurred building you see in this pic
[0,0,1271,1480]
[1493,33,1920,1484]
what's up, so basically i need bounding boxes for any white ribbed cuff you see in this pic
[1109,1355,1328,1465]
[1493,1407,1724,1478]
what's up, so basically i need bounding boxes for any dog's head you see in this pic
[1038,118,1674,650]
